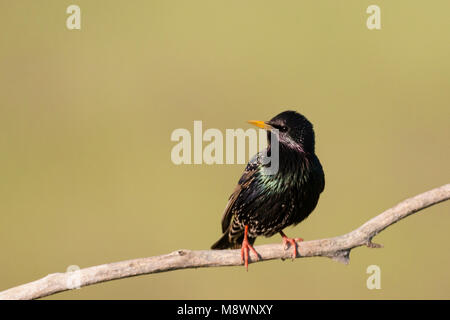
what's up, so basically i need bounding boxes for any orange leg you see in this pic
[280,231,304,259]
[240,225,259,271]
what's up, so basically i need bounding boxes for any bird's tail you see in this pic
[211,233,235,249]
[211,233,255,250]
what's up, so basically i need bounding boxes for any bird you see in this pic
[211,110,325,270]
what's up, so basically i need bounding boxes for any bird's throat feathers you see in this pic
[258,145,313,190]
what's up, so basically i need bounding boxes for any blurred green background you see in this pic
[0,0,449,299]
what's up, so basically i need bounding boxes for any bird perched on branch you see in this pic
[211,110,325,270]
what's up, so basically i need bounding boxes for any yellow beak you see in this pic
[247,120,273,130]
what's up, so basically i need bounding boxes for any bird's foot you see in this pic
[280,232,303,260]
[240,238,259,271]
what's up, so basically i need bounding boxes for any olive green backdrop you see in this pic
[0,0,449,299]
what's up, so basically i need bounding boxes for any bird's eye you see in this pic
[270,123,288,132]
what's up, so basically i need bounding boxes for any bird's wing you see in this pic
[220,154,261,233]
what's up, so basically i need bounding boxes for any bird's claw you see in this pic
[282,236,303,260]
[241,240,259,271]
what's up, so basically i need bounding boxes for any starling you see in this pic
[211,110,325,270]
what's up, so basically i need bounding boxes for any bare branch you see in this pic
[0,184,449,300]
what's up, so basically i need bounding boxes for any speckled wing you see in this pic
[220,154,261,233]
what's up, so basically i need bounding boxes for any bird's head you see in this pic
[248,110,315,153]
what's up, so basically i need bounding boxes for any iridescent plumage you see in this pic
[211,111,325,268]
